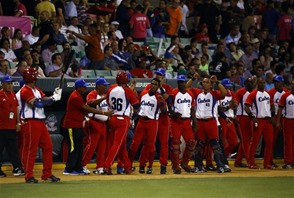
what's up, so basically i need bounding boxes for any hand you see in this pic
[103,110,113,117]
[172,112,182,119]
[193,120,198,132]
[52,87,62,101]
[226,118,232,126]
[210,75,218,83]
[16,125,21,132]
[157,95,164,103]
[66,29,72,34]
[193,72,200,80]
[229,100,237,109]
[275,122,281,130]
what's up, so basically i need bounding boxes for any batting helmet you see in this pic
[116,71,128,84]
[23,68,38,83]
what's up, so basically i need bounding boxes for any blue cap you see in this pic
[126,71,132,82]
[75,79,89,88]
[221,78,233,87]
[155,68,166,76]
[273,75,284,82]
[1,75,14,83]
[96,77,110,86]
[19,78,25,88]
[164,52,173,59]
[177,74,186,82]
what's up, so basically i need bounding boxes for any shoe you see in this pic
[248,164,260,169]
[103,168,113,175]
[173,168,181,174]
[264,165,275,170]
[224,165,232,172]
[13,167,25,176]
[43,175,60,182]
[217,167,225,173]
[125,168,134,175]
[228,152,237,159]
[146,167,152,174]
[234,163,248,168]
[0,170,7,177]
[116,167,124,174]
[181,164,192,173]
[271,163,279,168]
[63,169,82,175]
[160,165,167,174]
[206,165,217,171]
[139,166,145,174]
[26,177,38,183]
[282,164,292,169]
[83,166,91,175]
[131,166,136,171]
[93,168,104,174]
[191,167,207,173]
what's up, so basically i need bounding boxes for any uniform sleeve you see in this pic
[235,89,243,104]
[278,92,288,107]
[86,90,96,102]
[190,88,201,98]
[210,90,222,100]
[155,93,166,105]
[245,90,257,106]
[142,84,151,93]
[188,91,195,107]
[163,84,173,96]
[125,87,139,106]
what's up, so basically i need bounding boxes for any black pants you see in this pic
[0,130,22,169]
[64,128,84,172]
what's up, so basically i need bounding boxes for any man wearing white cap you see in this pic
[111,21,123,40]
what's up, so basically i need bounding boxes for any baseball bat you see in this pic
[59,49,75,88]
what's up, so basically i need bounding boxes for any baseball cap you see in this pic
[164,52,173,59]
[96,77,110,86]
[111,21,119,25]
[75,79,89,88]
[177,74,186,82]
[221,78,233,87]
[273,75,284,82]
[1,75,14,83]
[155,68,166,76]
[249,38,260,44]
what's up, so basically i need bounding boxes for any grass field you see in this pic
[1,177,293,198]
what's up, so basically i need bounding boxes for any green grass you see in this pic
[1,177,293,198]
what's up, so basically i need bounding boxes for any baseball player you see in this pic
[62,78,112,175]
[140,68,173,174]
[218,78,238,159]
[245,77,275,169]
[169,75,196,174]
[104,71,139,175]
[18,68,62,183]
[267,75,287,167]
[0,75,24,177]
[276,79,294,169]
[234,77,256,167]
[189,76,230,173]
[82,78,111,175]
[128,78,167,174]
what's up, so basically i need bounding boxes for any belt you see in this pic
[197,118,216,121]
[23,118,45,121]
[140,116,152,120]
[180,117,190,120]
[91,117,105,123]
[257,117,271,120]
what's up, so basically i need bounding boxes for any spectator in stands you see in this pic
[194,24,211,44]
[224,24,242,45]
[66,23,104,70]
[179,0,189,38]
[212,41,232,65]
[37,10,54,51]
[55,0,67,26]
[228,42,244,64]
[24,26,40,46]
[12,60,28,76]
[14,0,27,17]
[111,21,123,40]
[233,61,245,87]
[166,0,182,37]
[103,31,117,48]
[262,0,280,43]
[265,72,274,90]
[31,49,46,72]
[77,25,89,47]
[100,22,110,47]
[240,44,258,79]
[77,0,90,25]
[0,59,9,77]
[0,27,12,44]
[60,41,78,66]
[0,38,18,62]
[129,4,150,42]
[0,51,4,60]
[199,43,210,62]
[152,0,169,38]
[111,40,131,70]
[180,45,193,66]
[209,52,230,80]
[116,0,130,37]
[45,53,65,77]
[54,16,68,38]
[227,0,245,24]
[67,16,82,46]
[35,0,56,20]
[277,2,292,44]
[260,45,274,70]
[130,55,152,78]
[248,25,257,40]
[52,22,67,45]
[238,32,251,51]
[14,40,31,61]
[118,38,127,53]
[41,42,57,64]
[250,58,262,77]
[250,38,261,56]
[65,0,78,24]
[241,8,255,33]
[199,54,209,75]
[103,45,120,70]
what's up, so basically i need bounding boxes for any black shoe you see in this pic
[139,166,145,174]
[131,166,136,171]
[26,177,38,183]
[13,167,25,176]
[191,167,207,173]
[0,170,6,177]
[181,164,192,173]
[234,163,248,168]
[206,165,217,171]
[103,168,113,175]
[160,165,166,174]
[271,163,279,168]
[146,167,152,174]
[43,175,60,182]
[173,168,181,174]
[282,164,292,169]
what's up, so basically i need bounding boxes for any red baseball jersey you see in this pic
[63,90,87,128]
[245,89,273,118]
[278,91,294,119]
[0,89,19,129]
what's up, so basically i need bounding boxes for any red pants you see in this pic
[249,119,274,167]
[20,119,53,180]
[82,119,106,169]
[196,119,218,142]
[235,116,253,165]
[219,118,238,157]
[170,119,195,169]
[129,118,158,167]
[271,116,283,163]
[283,118,294,164]
[104,116,131,170]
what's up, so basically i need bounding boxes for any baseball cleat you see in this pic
[282,164,292,169]
[181,164,192,173]
[116,167,124,174]
[12,167,25,176]
[271,163,279,168]
[234,163,248,168]
[93,168,105,175]
[125,168,134,175]
[248,164,260,169]
[160,165,167,174]
[191,167,207,173]
[43,175,61,182]
[146,167,153,174]
[206,165,217,171]
[26,177,38,183]
[264,165,275,170]
[172,167,182,174]
[83,166,91,175]
[139,166,145,174]
[103,168,113,175]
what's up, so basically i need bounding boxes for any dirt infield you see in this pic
[1,161,293,184]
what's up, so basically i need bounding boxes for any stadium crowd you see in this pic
[0,0,294,182]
